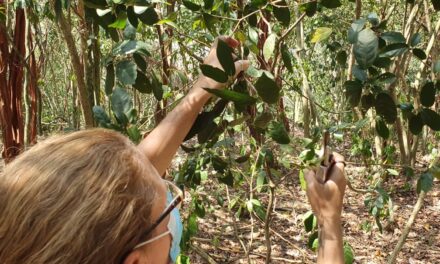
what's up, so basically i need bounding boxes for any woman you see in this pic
[0,37,346,264]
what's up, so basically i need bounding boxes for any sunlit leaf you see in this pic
[354,28,379,69]
[204,88,257,105]
[200,64,228,83]
[263,33,277,61]
[311,27,332,43]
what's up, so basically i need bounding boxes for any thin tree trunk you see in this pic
[56,8,94,128]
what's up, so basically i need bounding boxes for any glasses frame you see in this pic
[135,180,184,248]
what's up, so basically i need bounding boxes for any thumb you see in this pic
[234,60,250,78]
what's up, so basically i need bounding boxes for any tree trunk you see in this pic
[56,8,94,128]
[0,6,26,163]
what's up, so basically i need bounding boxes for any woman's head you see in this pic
[0,129,167,263]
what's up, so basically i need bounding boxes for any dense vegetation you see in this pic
[1,0,439,263]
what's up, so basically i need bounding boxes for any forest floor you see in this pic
[1,141,439,264]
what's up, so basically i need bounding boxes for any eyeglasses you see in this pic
[133,180,184,249]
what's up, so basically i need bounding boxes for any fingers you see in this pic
[234,60,250,76]
[214,36,240,49]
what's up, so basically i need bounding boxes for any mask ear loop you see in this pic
[133,230,171,250]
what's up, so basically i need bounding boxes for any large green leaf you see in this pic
[137,7,159,25]
[273,0,290,26]
[217,39,236,76]
[409,113,423,135]
[421,108,440,131]
[420,82,435,107]
[311,27,332,43]
[200,64,228,83]
[127,7,139,29]
[320,0,341,8]
[111,87,133,126]
[299,1,317,17]
[255,72,280,104]
[93,105,111,127]
[361,93,375,110]
[410,33,422,47]
[412,48,427,60]
[133,53,147,71]
[105,62,115,95]
[116,60,137,86]
[348,19,366,44]
[182,0,201,11]
[204,88,257,105]
[380,43,409,57]
[109,11,127,29]
[352,65,368,82]
[373,57,392,68]
[380,31,405,43]
[345,80,363,107]
[113,40,150,56]
[374,93,397,124]
[133,71,152,94]
[281,44,293,73]
[151,73,163,101]
[417,172,433,194]
[263,33,277,61]
[376,118,389,139]
[268,122,290,144]
[354,29,378,69]
[376,72,396,84]
[343,242,355,264]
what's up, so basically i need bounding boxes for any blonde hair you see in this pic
[0,129,156,263]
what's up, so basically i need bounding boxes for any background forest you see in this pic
[1,0,440,263]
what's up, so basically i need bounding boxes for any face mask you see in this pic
[166,191,183,263]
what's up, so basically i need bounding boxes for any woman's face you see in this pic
[124,160,172,264]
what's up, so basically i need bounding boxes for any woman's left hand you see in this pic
[197,36,250,90]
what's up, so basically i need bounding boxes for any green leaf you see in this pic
[105,63,115,95]
[381,31,406,44]
[361,93,375,110]
[268,122,290,144]
[204,0,214,10]
[348,19,366,44]
[200,64,228,83]
[211,155,228,173]
[420,82,435,107]
[133,71,152,94]
[380,43,409,57]
[354,29,379,69]
[204,88,257,105]
[281,44,293,72]
[367,12,379,26]
[409,113,423,135]
[299,1,317,17]
[374,92,397,124]
[417,172,433,194]
[336,50,347,66]
[311,27,332,43]
[376,118,390,139]
[113,40,150,56]
[217,39,236,76]
[255,72,280,104]
[320,0,341,8]
[303,211,317,232]
[133,53,147,71]
[137,7,159,25]
[308,231,319,250]
[93,105,111,127]
[272,0,290,27]
[344,242,355,264]
[345,80,363,107]
[182,0,201,11]
[352,65,368,82]
[127,126,141,143]
[116,60,137,86]
[410,33,422,47]
[421,108,440,131]
[151,73,163,101]
[109,11,127,29]
[256,171,266,192]
[219,170,234,187]
[254,112,273,129]
[127,7,139,29]
[111,87,133,126]
[412,48,427,60]
[376,72,397,84]
[263,33,277,61]
[123,23,137,40]
[373,57,392,68]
